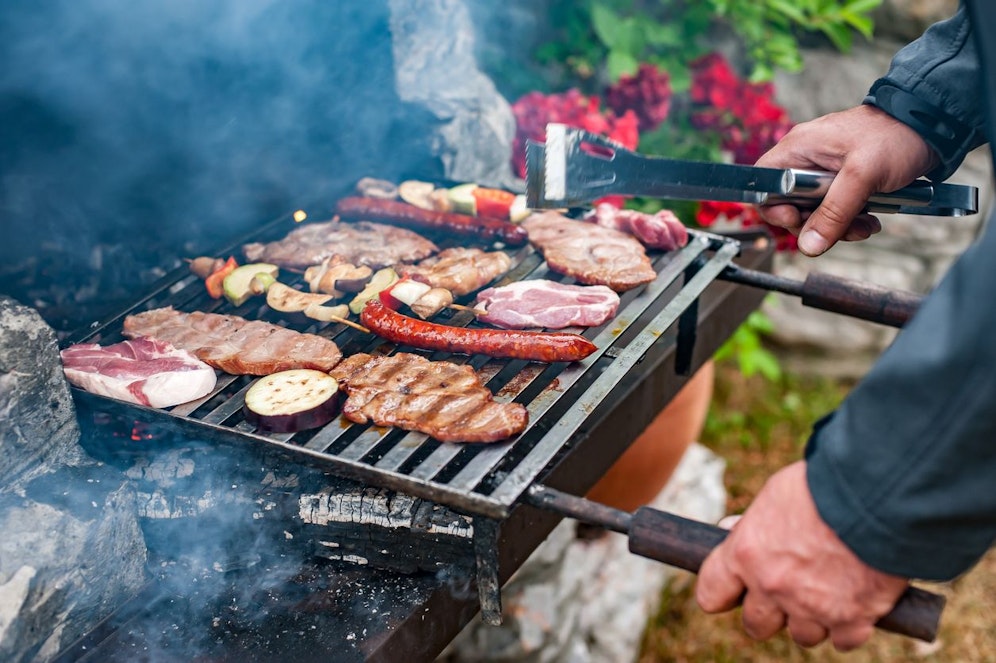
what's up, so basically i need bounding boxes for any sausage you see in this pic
[360,299,597,363]
[336,196,529,246]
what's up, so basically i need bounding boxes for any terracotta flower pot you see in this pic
[587,360,715,512]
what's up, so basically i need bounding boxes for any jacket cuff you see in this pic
[864,78,983,181]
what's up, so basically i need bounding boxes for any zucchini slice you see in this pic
[244,369,341,433]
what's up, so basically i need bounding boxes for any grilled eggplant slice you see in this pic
[244,369,341,433]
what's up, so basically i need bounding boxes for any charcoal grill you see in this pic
[62,204,941,659]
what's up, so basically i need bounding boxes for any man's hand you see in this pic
[756,104,938,256]
[695,461,909,651]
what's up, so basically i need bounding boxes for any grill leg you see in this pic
[473,517,503,625]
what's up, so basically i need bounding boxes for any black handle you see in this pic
[628,506,945,643]
[719,265,923,328]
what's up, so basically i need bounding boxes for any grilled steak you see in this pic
[522,212,657,292]
[60,338,217,408]
[329,352,528,443]
[395,247,512,296]
[123,307,342,375]
[475,280,620,329]
[243,220,438,270]
[586,202,688,251]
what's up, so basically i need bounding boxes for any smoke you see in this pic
[0,0,435,317]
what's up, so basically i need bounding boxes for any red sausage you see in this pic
[360,299,597,363]
[336,196,529,246]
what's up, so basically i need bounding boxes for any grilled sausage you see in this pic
[336,196,529,246]
[360,299,597,363]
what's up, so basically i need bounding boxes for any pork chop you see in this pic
[243,220,438,270]
[396,247,512,296]
[475,280,620,329]
[329,352,528,443]
[521,212,657,291]
[123,307,342,375]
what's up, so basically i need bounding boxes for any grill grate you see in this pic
[66,210,741,519]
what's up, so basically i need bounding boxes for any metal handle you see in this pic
[629,507,946,643]
[767,169,978,216]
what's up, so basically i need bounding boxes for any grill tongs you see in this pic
[526,123,978,216]
[525,484,945,643]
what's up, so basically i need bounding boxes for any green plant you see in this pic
[539,0,881,85]
[713,307,782,382]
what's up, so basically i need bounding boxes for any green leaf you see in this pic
[766,0,807,24]
[845,0,883,13]
[821,22,854,52]
[606,49,639,79]
[841,10,874,38]
[590,3,626,48]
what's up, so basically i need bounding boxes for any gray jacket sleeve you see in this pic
[807,4,996,581]
[863,5,988,180]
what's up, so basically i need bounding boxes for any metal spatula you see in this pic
[526,123,978,216]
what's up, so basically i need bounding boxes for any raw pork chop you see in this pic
[60,338,217,408]
[123,307,342,375]
[586,203,688,251]
[521,212,657,292]
[329,352,528,443]
[475,280,620,329]
[243,220,437,270]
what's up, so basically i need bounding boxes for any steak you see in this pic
[475,280,620,329]
[60,338,217,408]
[329,352,528,443]
[585,203,688,251]
[242,220,438,270]
[396,247,512,296]
[522,212,657,292]
[123,307,342,375]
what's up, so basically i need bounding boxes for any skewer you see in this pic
[448,303,488,316]
[327,315,370,334]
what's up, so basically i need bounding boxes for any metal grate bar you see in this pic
[488,239,740,507]
[169,373,240,417]
[201,382,254,425]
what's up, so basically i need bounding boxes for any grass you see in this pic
[637,359,996,662]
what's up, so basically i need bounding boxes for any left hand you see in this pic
[695,461,909,651]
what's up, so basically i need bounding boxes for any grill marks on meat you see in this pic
[475,280,620,329]
[242,220,438,270]
[395,248,512,296]
[522,212,657,292]
[60,338,217,408]
[586,203,689,251]
[123,307,342,375]
[329,353,528,443]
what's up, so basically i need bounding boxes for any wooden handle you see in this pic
[801,272,923,328]
[628,507,945,642]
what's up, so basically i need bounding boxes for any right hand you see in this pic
[756,104,939,257]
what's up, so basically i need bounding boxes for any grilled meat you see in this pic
[242,220,438,270]
[395,247,512,296]
[123,307,342,375]
[329,352,528,443]
[522,212,657,292]
[475,280,620,329]
[60,338,217,408]
[586,203,688,251]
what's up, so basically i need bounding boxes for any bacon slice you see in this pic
[242,220,438,270]
[60,338,217,408]
[586,203,688,251]
[395,247,512,296]
[123,307,342,375]
[328,352,528,443]
[522,212,657,292]
[475,280,620,330]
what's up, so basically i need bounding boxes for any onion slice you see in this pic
[244,369,341,433]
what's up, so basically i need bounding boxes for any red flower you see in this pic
[511,89,639,179]
[604,63,672,132]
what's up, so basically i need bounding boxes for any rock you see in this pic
[0,297,88,490]
[0,469,147,663]
[873,0,958,42]
[389,0,517,188]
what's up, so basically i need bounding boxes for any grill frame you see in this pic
[64,208,745,520]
